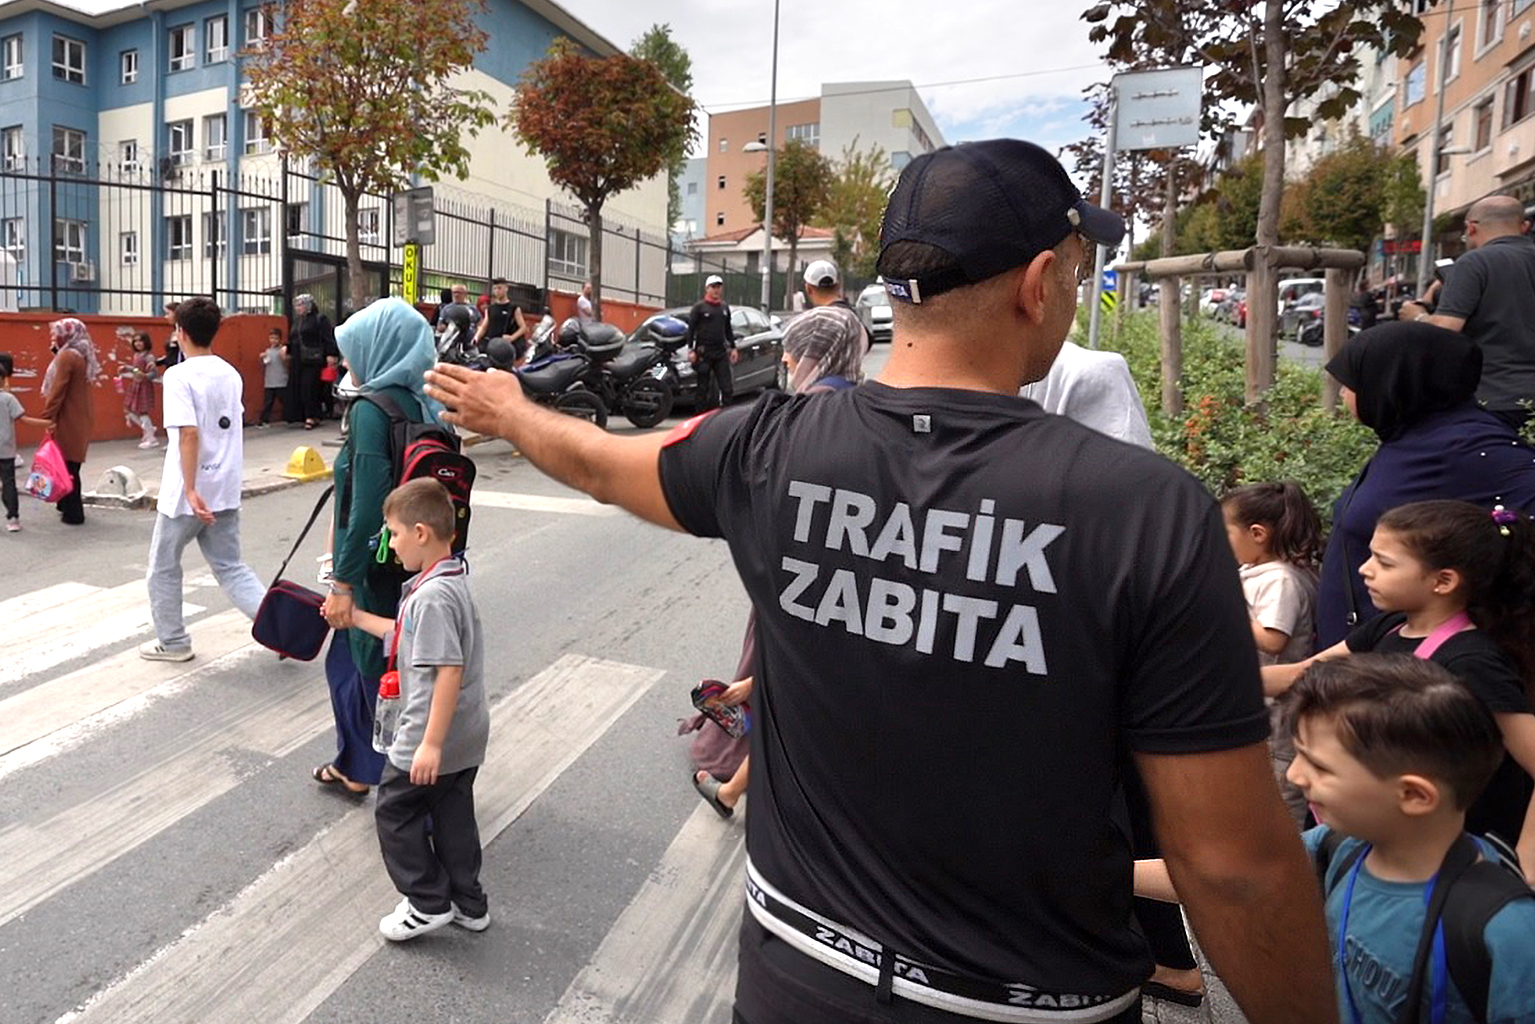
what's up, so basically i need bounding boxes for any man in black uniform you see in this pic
[424,139,1336,1024]
[685,274,738,410]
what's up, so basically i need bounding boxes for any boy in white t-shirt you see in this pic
[141,297,266,661]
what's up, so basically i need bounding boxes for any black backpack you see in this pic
[1316,830,1533,1023]
[339,390,476,589]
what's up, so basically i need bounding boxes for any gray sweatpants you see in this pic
[147,509,266,649]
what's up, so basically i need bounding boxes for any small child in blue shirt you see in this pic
[1,352,55,533]
[1137,654,1535,1023]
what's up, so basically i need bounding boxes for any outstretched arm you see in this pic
[424,364,682,531]
[1136,743,1337,1024]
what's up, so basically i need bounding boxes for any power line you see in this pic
[699,63,1106,113]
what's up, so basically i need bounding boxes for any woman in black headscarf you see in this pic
[288,294,335,429]
[1315,321,1535,646]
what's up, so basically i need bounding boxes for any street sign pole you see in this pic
[1086,85,1116,351]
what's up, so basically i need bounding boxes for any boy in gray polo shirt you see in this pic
[347,478,489,942]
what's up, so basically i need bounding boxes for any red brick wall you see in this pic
[0,311,286,449]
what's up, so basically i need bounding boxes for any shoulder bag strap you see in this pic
[1335,462,1372,628]
[270,484,333,587]
[1412,612,1475,661]
[1398,834,1482,1024]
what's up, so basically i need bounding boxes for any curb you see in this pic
[82,431,513,508]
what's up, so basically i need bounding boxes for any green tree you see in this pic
[743,140,834,297]
[822,139,893,281]
[511,38,697,318]
[630,24,694,232]
[1380,152,1426,242]
[243,0,496,314]
[1290,133,1392,252]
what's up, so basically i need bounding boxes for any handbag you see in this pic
[251,485,334,661]
[25,437,74,504]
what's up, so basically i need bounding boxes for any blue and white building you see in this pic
[0,0,669,315]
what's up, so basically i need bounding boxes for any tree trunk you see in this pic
[586,201,603,321]
[343,188,365,319]
[1246,0,1288,405]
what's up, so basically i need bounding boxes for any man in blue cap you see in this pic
[425,139,1335,1024]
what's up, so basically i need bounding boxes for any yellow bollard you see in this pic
[282,446,332,482]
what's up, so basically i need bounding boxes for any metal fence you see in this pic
[0,156,747,321]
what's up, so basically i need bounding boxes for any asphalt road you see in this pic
[1,340,1220,1024]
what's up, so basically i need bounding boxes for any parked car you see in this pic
[1214,288,1245,324]
[626,305,786,410]
[1282,291,1327,341]
[856,283,894,344]
[1276,277,1325,321]
[1198,287,1229,315]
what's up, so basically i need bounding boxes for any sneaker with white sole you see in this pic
[379,898,454,942]
[451,902,490,932]
[138,641,194,662]
[5,518,18,532]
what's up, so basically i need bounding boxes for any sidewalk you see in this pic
[78,419,497,508]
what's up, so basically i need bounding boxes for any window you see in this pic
[2,126,22,171]
[1435,125,1456,177]
[52,35,85,83]
[167,120,193,165]
[204,113,226,160]
[686,181,697,195]
[891,151,912,170]
[358,207,379,244]
[3,219,24,262]
[1444,24,1462,83]
[51,126,85,174]
[1406,61,1426,105]
[786,122,820,148]
[548,228,588,278]
[717,175,726,190]
[120,48,138,84]
[1474,97,1494,151]
[244,111,270,153]
[54,219,86,263]
[718,138,727,152]
[1517,0,1535,14]
[242,207,271,254]
[166,216,193,260]
[715,212,725,226]
[284,201,307,237]
[1478,0,1504,51]
[120,139,138,175]
[205,16,228,62]
[202,212,226,257]
[245,6,272,45]
[168,24,194,71]
[1505,66,1534,128]
[2,34,21,80]
[120,231,138,265]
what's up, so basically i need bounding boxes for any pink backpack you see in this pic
[24,438,74,503]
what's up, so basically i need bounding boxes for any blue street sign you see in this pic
[1101,268,1117,292]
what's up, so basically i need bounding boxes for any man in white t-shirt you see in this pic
[576,281,596,326]
[141,297,266,662]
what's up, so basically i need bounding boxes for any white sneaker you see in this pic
[5,518,18,532]
[137,439,159,449]
[451,902,490,932]
[379,897,454,942]
[138,641,193,662]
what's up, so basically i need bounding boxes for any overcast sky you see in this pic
[66,0,1115,173]
[561,0,1112,163]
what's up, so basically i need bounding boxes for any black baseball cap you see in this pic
[877,139,1125,304]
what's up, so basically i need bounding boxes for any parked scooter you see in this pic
[564,318,681,429]
[483,336,609,428]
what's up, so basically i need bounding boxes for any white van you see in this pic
[1276,277,1325,314]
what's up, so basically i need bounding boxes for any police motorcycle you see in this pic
[434,303,478,365]
[582,315,683,429]
[482,334,611,429]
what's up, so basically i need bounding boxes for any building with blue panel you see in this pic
[0,0,668,316]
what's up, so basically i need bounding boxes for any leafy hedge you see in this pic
[1091,312,1378,528]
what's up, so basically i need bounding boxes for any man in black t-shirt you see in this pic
[1401,195,1535,431]
[685,274,738,410]
[423,139,1336,1024]
[474,277,529,365]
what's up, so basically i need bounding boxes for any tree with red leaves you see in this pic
[511,39,696,319]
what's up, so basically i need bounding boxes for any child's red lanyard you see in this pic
[385,557,456,673]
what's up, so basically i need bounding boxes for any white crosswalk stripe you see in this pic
[2,572,757,1024]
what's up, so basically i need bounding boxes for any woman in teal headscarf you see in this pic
[315,298,447,794]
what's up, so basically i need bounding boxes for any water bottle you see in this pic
[373,671,401,753]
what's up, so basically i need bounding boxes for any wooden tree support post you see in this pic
[1321,266,1350,411]
[1245,251,1277,407]
[1159,275,1183,417]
